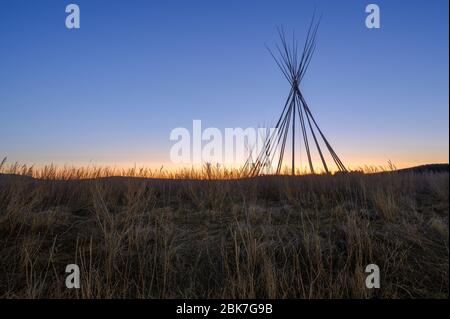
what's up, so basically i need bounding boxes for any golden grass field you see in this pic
[0,160,448,298]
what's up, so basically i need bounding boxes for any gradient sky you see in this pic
[0,0,448,170]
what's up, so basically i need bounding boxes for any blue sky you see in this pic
[0,0,448,169]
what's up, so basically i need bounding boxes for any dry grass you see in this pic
[0,162,448,298]
[0,158,409,181]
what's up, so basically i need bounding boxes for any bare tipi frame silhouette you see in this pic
[244,17,347,176]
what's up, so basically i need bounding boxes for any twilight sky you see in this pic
[0,0,448,170]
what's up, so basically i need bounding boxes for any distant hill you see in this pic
[395,163,449,174]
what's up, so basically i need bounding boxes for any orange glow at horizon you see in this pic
[22,157,449,174]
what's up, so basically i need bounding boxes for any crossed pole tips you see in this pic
[243,15,347,177]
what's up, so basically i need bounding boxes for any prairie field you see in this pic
[0,163,448,298]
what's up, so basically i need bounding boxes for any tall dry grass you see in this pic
[0,161,448,298]
[0,157,404,181]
